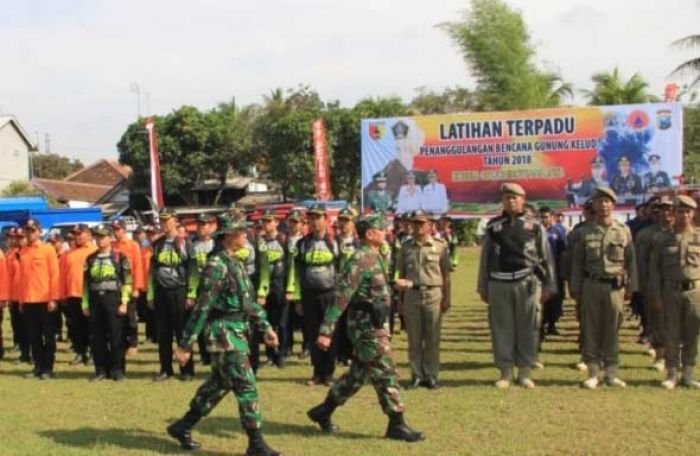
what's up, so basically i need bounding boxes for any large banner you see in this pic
[361,103,683,216]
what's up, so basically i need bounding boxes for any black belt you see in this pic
[209,309,245,319]
[583,272,618,284]
[666,280,699,291]
[411,284,441,291]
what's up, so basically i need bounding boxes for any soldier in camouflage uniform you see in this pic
[307,214,424,443]
[168,216,281,456]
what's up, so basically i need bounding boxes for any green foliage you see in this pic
[583,68,657,105]
[670,34,700,89]
[31,153,84,179]
[452,218,480,246]
[409,86,476,115]
[1,180,36,196]
[440,0,572,110]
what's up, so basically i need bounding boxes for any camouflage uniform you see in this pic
[319,242,404,415]
[178,248,272,431]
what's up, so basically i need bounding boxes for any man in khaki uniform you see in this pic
[477,183,556,389]
[395,210,451,390]
[634,196,674,371]
[571,186,638,389]
[648,195,700,389]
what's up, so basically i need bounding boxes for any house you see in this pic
[0,115,35,188]
[32,159,132,216]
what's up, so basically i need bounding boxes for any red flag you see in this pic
[145,117,164,209]
[665,83,679,102]
[312,119,331,201]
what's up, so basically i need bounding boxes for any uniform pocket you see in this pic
[662,245,680,266]
[585,241,602,261]
[606,242,625,262]
[686,245,700,266]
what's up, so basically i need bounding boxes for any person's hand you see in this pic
[285,293,294,302]
[133,290,140,299]
[295,302,303,316]
[174,347,191,366]
[264,329,279,348]
[186,298,196,310]
[47,300,57,312]
[118,304,128,316]
[257,296,267,306]
[440,298,451,313]
[316,335,332,351]
[394,279,412,292]
[147,300,154,310]
[479,292,488,304]
[540,290,551,305]
[82,308,90,317]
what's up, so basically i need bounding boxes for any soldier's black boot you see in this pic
[307,397,339,433]
[385,413,425,442]
[245,429,281,456]
[167,409,202,451]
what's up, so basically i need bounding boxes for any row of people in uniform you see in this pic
[0,205,458,388]
[478,182,700,390]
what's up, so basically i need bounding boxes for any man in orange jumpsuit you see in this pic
[19,219,60,379]
[8,228,30,363]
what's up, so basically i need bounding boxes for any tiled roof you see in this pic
[32,178,112,203]
[65,159,132,186]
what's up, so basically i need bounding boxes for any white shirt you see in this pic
[397,185,423,214]
[421,182,448,214]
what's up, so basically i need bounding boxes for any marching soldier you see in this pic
[19,219,60,379]
[477,184,555,389]
[635,196,674,371]
[649,195,700,389]
[570,186,637,389]
[62,224,96,366]
[307,214,424,442]
[82,224,132,381]
[147,209,197,381]
[295,204,339,385]
[112,219,144,356]
[253,209,288,368]
[395,210,452,390]
[188,213,215,365]
[167,216,281,456]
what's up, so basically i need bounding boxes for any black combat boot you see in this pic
[385,413,424,442]
[245,429,281,456]
[307,397,339,433]
[167,409,202,451]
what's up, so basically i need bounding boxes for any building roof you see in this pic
[31,178,112,204]
[0,115,36,149]
[65,159,131,186]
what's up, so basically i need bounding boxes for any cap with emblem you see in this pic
[196,213,211,224]
[675,195,697,210]
[24,219,41,232]
[287,209,303,222]
[591,155,606,167]
[655,195,673,207]
[92,224,112,237]
[159,208,177,221]
[214,215,251,236]
[501,182,526,196]
[307,203,327,216]
[337,208,356,221]
[374,172,387,183]
[260,209,277,221]
[411,210,431,223]
[618,155,630,165]
[593,186,617,203]
[649,154,661,162]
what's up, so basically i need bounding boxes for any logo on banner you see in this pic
[368,122,385,140]
[656,109,672,130]
[627,110,650,130]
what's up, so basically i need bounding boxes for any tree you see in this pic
[671,35,700,89]
[409,86,476,114]
[440,0,572,110]
[2,180,36,196]
[32,153,84,179]
[583,68,656,105]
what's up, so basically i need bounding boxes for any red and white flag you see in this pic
[312,119,331,201]
[145,117,164,209]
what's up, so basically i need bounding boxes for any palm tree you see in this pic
[583,68,654,105]
[670,35,700,89]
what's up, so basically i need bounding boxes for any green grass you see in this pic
[1,247,699,455]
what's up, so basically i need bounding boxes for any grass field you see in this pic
[1,247,699,455]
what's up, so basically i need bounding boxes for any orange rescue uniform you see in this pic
[113,238,144,292]
[62,244,97,299]
[18,241,60,304]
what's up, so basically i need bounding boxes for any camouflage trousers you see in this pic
[188,350,263,430]
[328,309,404,415]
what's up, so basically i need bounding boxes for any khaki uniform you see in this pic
[635,224,668,351]
[648,228,700,372]
[397,236,450,381]
[477,214,556,377]
[570,220,638,377]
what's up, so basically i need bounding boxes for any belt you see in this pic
[583,272,618,284]
[411,284,441,291]
[209,308,245,319]
[666,279,699,291]
[91,290,118,296]
[490,268,531,282]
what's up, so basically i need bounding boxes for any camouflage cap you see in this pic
[159,208,177,221]
[501,182,526,196]
[24,219,41,232]
[357,213,388,231]
[593,186,617,203]
[675,195,697,210]
[307,203,327,216]
[214,215,250,235]
[411,210,431,223]
[337,208,356,221]
[92,224,112,237]
[260,209,277,221]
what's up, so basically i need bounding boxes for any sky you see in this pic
[1,0,698,164]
